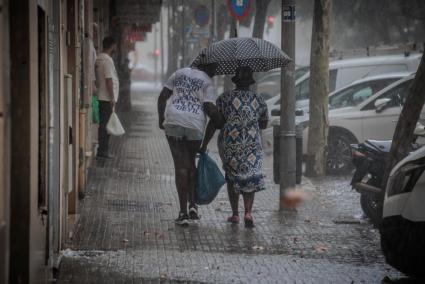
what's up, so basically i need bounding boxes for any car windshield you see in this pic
[295,66,309,80]
[257,66,309,84]
[329,78,399,110]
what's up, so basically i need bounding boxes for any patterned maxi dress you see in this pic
[217,89,269,193]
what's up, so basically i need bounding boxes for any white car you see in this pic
[265,54,422,117]
[265,74,422,173]
[262,72,412,152]
[257,66,309,99]
[381,146,425,277]
[304,74,419,173]
[266,71,411,121]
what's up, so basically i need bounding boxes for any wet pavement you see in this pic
[57,89,404,283]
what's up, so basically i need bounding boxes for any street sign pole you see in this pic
[181,0,186,66]
[210,0,215,43]
[160,6,164,83]
[154,24,158,85]
[279,0,296,209]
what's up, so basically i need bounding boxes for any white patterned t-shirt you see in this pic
[163,67,216,134]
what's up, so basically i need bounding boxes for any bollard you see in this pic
[272,108,304,185]
[273,124,280,184]
[295,123,303,184]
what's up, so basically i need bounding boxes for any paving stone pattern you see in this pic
[58,91,403,283]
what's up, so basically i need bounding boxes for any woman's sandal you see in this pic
[227,215,240,224]
[244,213,254,228]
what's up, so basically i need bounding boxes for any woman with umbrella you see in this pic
[195,38,291,228]
[201,66,268,227]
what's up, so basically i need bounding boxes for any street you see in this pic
[57,89,403,283]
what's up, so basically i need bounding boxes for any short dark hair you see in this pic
[102,36,116,50]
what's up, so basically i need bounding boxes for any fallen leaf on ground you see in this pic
[160,273,168,279]
[314,244,328,253]
[252,245,265,251]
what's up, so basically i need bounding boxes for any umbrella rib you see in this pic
[250,38,268,70]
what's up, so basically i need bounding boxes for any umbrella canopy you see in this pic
[191,37,292,75]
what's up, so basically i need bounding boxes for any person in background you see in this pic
[95,36,119,159]
[157,63,222,226]
[200,66,269,228]
[91,23,98,94]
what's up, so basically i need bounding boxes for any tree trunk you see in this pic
[252,0,271,39]
[305,0,331,177]
[381,56,425,189]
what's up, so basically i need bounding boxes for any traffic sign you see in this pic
[194,5,210,27]
[226,0,253,21]
[283,5,296,22]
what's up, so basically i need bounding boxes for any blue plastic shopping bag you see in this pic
[196,152,226,205]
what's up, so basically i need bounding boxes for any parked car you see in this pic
[265,54,422,116]
[380,146,425,277]
[257,66,309,99]
[262,72,411,149]
[264,73,422,174]
[266,71,410,121]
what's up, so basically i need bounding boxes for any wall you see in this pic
[4,0,106,281]
[59,0,69,249]
[9,0,48,282]
[0,0,11,282]
[47,0,62,268]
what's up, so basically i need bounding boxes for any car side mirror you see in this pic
[374,98,391,113]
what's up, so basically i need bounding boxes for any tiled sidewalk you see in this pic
[58,91,401,283]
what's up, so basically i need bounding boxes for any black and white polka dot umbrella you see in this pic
[190,37,292,75]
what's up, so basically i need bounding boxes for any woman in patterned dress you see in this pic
[200,66,269,228]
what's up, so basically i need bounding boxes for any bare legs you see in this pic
[167,136,201,214]
[227,183,255,227]
[242,192,255,214]
[227,183,240,217]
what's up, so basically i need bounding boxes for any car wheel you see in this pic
[327,132,356,175]
[360,193,382,226]
[381,216,425,277]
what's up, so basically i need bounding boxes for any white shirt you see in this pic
[164,67,217,134]
[89,39,97,81]
[95,53,119,102]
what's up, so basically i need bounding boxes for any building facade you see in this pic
[0,0,161,282]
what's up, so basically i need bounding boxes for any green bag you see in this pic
[92,95,100,123]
